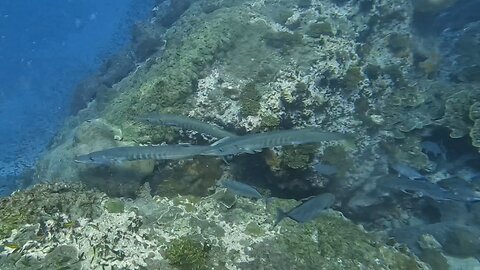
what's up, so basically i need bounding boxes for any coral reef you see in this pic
[165,236,210,270]
[0,183,104,240]
[0,183,427,269]
[27,0,480,267]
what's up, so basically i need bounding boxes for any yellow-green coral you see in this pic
[470,120,480,148]
[104,198,125,213]
[341,66,363,90]
[239,82,261,117]
[306,21,334,38]
[441,88,480,138]
[165,236,211,270]
[260,114,281,129]
[263,31,303,49]
[281,145,317,169]
[245,222,265,237]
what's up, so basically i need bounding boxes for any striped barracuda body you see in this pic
[138,113,236,139]
[201,129,347,156]
[74,144,210,164]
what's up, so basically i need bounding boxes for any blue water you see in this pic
[0,0,154,195]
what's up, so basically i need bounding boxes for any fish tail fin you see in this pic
[263,197,274,211]
[273,208,287,228]
[264,197,270,208]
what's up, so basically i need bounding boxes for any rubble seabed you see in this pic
[0,183,426,270]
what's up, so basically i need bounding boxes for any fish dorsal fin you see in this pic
[211,136,232,146]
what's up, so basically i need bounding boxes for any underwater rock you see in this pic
[131,22,166,62]
[102,4,250,143]
[70,51,136,114]
[0,183,428,269]
[34,119,155,197]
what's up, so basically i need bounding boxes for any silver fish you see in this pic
[390,163,426,181]
[137,113,236,138]
[274,193,335,227]
[74,144,210,164]
[378,177,478,202]
[202,129,348,156]
[221,180,263,199]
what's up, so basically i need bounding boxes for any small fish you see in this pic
[74,144,210,165]
[274,193,335,227]
[137,113,236,139]
[390,163,426,181]
[202,128,348,156]
[378,176,478,202]
[313,162,337,176]
[220,180,263,199]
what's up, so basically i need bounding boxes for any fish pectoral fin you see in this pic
[244,149,261,154]
[211,137,231,146]
[273,208,288,228]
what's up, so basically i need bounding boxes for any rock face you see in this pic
[35,0,480,192]
[0,183,427,270]
[34,119,155,197]
[27,0,480,267]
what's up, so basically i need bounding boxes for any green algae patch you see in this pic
[165,236,211,270]
[281,144,317,169]
[245,221,265,237]
[104,198,125,213]
[240,82,261,117]
[264,31,303,49]
[307,21,334,38]
[260,114,281,129]
[341,66,364,91]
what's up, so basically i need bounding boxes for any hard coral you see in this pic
[165,236,210,270]
[263,31,303,49]
[440,88,480,139]
[239,82,261,117]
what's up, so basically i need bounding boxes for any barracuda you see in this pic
[74,144,211,164]
[137,113,236,139]
[201,128,348,156]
